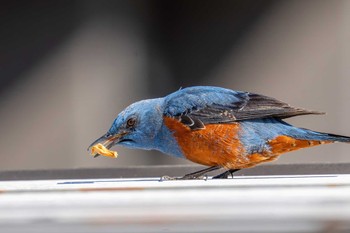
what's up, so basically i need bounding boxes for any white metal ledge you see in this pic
[0,164,350,233]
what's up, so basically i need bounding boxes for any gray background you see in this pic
[1,0,350,170]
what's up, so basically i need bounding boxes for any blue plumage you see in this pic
[164,86,246,116]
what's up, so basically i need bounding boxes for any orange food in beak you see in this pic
[90,143,118,158]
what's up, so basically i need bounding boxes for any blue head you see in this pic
[88,98,165,153]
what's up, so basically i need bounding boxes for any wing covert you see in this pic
[163,86,323,130]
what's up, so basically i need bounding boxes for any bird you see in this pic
[88,86,350,179]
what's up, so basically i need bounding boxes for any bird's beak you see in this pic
[87,132,124,158]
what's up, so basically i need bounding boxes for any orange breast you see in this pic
[163,117,247,168]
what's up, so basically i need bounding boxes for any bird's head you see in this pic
[88,98,164,156]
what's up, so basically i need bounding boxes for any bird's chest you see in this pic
[163,117,249,167]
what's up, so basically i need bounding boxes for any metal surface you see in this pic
[1,163,350,181]
[0,164,350,233]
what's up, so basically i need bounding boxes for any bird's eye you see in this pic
[126,117,136,128]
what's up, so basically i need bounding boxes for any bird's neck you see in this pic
[152,121,184,158]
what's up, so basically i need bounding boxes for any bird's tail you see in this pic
[278,119,350,143]
[294,127,350,144]
[318,132,350,143]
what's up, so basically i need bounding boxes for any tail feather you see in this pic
[323,133,350,143]
[296,127,350,143]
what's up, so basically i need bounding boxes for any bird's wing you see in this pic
[164,86,323,130]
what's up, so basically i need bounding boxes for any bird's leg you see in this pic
[180,165,222,179]
[161,166,221,181]
[212,169,240,179]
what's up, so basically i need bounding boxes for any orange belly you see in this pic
[243,136,332,168]
[164,117,332,169]
[268,135,330,154]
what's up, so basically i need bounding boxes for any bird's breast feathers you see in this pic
[163,116,246,167]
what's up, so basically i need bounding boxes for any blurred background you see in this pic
[1,0,350,171]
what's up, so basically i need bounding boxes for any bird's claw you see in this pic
[159,175,208,181]
[159,175,176,181]
[212,169,240,179]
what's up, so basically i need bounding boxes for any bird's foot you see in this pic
[160,175,208,181]
[159,175,177,181]
[212,169,240,179]
[160,165,221,181]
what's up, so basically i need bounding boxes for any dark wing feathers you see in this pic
[222,93,324,121]
[178,115,205,130]
[164,86,324,130]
